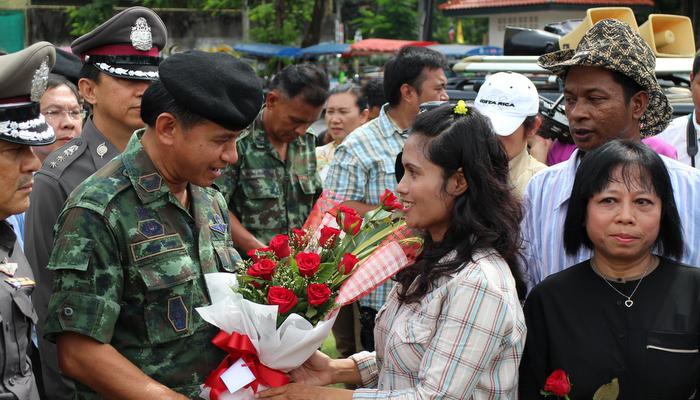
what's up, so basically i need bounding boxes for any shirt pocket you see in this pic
[212,239,241,272]
[386,319,434,373]
[239,170,282,230]
[645,331,700,396]
[135,242,200,345]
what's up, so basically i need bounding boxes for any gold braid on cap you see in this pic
[453,100,468,116]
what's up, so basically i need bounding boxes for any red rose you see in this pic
[247,246,272,262]
[306,283,331,306]
[379,189,403,211]
[247,259,277,281]
[319,226,341,248]
[337,206,362,235]
[292,228,306,248]
[296,252,321,277]
[544,369,571,397]
[267,286,298,314]
[338,253,359,274]
[269,234,291,259]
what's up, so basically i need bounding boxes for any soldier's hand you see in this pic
[288,351,334,386]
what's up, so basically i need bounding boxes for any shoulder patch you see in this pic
[38,138,88,180]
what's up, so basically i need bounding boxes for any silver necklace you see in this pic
[590,257,656,308]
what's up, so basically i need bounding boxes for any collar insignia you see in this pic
[96,142,108,158]
[210,214,227,235]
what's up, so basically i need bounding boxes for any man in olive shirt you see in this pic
[219,64,328,252]
[44,52,263,399]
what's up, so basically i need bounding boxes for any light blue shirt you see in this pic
[325,104,406,310]
[6,213,24,250]
[522,149,700,287]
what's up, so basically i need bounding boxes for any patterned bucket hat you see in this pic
[538,19,672,137]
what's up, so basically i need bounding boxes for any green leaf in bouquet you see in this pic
[593,378,619,400]
[314,262,338,284]
[305,306,318,319]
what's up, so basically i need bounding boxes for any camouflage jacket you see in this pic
[44,131,241,399]
[220,111,322,248]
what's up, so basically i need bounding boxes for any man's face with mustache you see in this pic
[0,140,41,221]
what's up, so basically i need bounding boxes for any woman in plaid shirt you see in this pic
[259,103,527,400]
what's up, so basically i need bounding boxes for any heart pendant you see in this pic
[624,299,633,308]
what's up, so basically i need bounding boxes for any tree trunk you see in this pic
[301,0,330,47]
[275,0,285,37]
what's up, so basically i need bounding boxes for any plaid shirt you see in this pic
[324,104,407,310]
[350,250,526,400]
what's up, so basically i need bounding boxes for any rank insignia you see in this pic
[167,296,188,333]
[138,173,162,193]
[210,214,227,235]
[5,277,35,289]
[137,219,164,238]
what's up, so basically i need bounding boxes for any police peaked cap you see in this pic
[0,41,56,146]
[159,51,264,131]
[71,6,167,81]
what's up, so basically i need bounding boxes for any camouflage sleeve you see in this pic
[43,207,122,344]
[323,145,366,201]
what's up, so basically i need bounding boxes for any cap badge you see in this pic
[30,56,50,102]
[130,17,153,51]
[96,142,108,158]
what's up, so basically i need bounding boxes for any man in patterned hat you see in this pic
[521,19,700,286]
[23,6,167,399]
[43,50,263,399]
[0,41,56,400]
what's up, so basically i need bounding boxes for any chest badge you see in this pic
[4,277,35,289]
[0,259,17,277]
[138,173,163,193]
[167,296,189,333]
[210,214,227,235]
[96,142,108,158]
[137,219,165,238]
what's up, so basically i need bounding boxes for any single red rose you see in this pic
[319,226,341,248]
[269,234,291,259]
[247,259,277,281]
[295,252,321,277]
[337,206,362,235]
[292,228,307,248]
[306,283,331,306]
[267,286,298,314]
[247,246,273,262]
[544,369,571,397]
[379,189,403,211]
[338,253,359,274]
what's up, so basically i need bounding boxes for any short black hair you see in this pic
[563,139,683,259]
[383,46,447,107]
[329,83,367,111]
[362,79,386,109]
[79,63,102,83]
[269,64,329,107]
[45,73,80,103]
[140,80,206,129]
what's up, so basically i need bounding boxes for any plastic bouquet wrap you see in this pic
[197,190,422,400]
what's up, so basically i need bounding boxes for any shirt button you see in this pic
[63,307,74,317]
[8,378,15,386]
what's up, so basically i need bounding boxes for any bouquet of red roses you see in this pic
[196,189,421,400]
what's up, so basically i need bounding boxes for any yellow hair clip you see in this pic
[453,100,468,116]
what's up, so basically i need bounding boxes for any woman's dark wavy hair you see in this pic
[395,104,527,303]
[563,139,683,258]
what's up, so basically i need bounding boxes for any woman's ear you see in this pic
[449,168,468,196]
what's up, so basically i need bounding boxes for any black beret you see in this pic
[159,51,263,131]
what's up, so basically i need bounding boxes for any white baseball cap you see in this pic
[474,72,539,136]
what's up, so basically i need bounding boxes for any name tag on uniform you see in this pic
[4,277,35,289]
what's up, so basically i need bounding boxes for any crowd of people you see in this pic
[1,4,700,400]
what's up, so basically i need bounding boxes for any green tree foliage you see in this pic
[67,0,116,36]
[432,13,487,44]
[353,0,418,40]
[248,1,314,44]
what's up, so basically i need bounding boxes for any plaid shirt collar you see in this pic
[378,103,408,139]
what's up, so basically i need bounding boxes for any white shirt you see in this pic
[657,111,700,166]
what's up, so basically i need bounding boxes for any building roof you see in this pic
[439,0,654,12]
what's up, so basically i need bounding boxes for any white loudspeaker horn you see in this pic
[559,7,639,50]
[640,14,696,57]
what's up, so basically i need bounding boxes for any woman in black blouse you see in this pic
[520,140,700,399]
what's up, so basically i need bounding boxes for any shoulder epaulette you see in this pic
[37,137,88,179]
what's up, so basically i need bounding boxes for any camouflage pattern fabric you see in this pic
[44,130,241,399]
[218,111,322,248]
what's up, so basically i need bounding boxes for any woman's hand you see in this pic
[288,351,335,386]
[255,383,352,400]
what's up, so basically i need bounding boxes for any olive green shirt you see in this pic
[219,111,322,248]
[45,131,240,398]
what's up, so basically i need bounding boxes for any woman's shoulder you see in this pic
[448,249,519,297]
[659,257,700,281]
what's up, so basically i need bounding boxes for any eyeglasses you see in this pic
[42,109,86,122]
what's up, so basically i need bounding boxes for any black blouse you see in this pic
[519,258,700,400]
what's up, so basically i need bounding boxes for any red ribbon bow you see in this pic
[204,331,290,399]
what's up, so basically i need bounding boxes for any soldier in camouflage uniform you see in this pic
[219,64,328,252]
[44,51,263,399]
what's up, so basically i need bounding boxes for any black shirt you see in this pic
[519,258,700,400]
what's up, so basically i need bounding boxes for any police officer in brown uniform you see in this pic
[23,7,167,399]
[0,42,57,400]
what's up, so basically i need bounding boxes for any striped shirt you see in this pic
[522,149,700,286]
[324,104,407,310]
[350,250,525,399]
